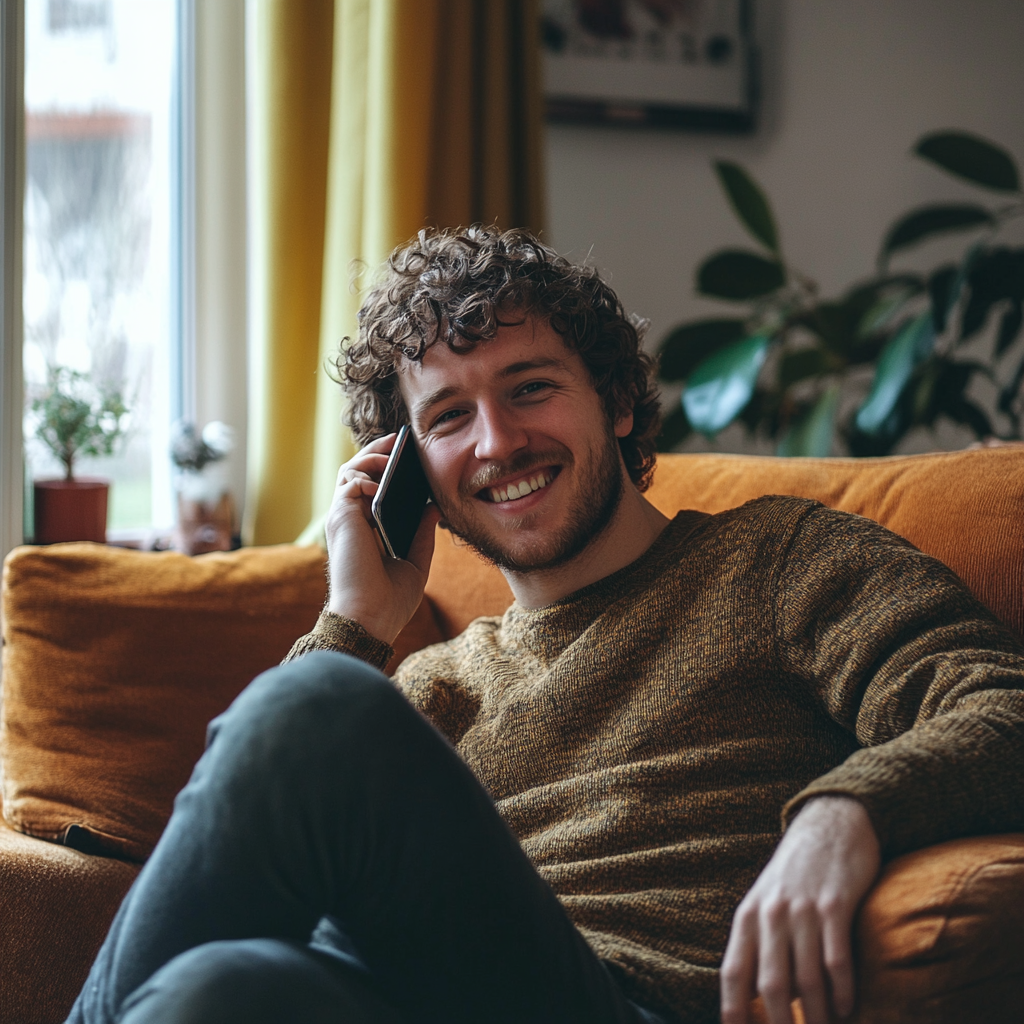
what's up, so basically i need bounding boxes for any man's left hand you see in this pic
[720,796,881,1024]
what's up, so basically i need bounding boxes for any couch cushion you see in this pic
[0,809,138,1024]
[424,447,1024,638]
[0,543,332,862]
[854,833,1024,1022]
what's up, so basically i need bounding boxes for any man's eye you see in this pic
[432,409,465,428]
[517,381,551,397]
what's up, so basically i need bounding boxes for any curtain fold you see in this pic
[245,0,545,547]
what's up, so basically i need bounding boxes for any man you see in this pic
[69,226,1024,1024]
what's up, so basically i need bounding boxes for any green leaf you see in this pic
[714,161,780,254]
[915,131,1021,193]
[997,300,1023,356]
[928,265,958,333]
[839,276,924,350]
[858,294,911,338]
[925,359,995,437]
[778,347,843,390]
[797,302,850,354]
[656,405,691,452]
[777,384,841,457]
[657,319,746,381]
[682,334,770,435]
[941,241,987,339]
[998,351,1024,426]
[945,396,994,439]
[855,313,935,434]
[881,204,993,258]
[959,247,1024,341]
[697,250,786,301]
[843,274,924,318]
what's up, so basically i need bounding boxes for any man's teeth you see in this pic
[489,472,551,503]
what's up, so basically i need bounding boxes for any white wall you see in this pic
[545,0,1024,453]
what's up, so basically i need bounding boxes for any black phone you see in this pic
[370,425,432,560]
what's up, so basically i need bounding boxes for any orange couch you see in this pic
[3,449,1024,1024]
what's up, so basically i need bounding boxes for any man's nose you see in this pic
[472,404,528,463]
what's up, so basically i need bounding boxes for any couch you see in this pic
[3,449,1024,1024]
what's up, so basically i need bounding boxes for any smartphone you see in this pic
[370,425,432,560]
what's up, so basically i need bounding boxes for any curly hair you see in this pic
[337,225,661,491]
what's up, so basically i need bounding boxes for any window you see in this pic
[23,0,181,539]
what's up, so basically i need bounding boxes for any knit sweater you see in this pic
[286,496,1024,1022]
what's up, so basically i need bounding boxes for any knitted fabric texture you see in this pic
[286,496,1024,1022]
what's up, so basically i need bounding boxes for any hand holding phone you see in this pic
[324,429,438,644]
[370,425,433,561]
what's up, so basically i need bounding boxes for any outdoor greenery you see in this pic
[29,366,129,480]
[656,130,1024,456]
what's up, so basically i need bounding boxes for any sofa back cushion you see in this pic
[424,447,1024,638]
[1,544,330,862]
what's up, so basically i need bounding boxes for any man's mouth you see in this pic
[484,469,556,504]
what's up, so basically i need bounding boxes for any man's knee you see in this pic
[117,940,288,1024]
[116,940,345,1024]
[204,652,415,780]
[118,938,404,1024]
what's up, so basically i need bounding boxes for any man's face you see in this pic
[398,317,634,573]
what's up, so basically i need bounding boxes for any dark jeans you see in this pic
[67,652,670,1024]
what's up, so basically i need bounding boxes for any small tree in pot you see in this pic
[28,366,129,543]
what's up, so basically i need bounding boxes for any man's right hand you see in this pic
[324,433,441,645]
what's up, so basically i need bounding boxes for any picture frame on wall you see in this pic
[542,0,757,131]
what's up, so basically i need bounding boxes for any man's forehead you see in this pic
[398,319,572,377]
[397,321,578,415]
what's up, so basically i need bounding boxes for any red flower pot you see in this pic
[33,478,109,544]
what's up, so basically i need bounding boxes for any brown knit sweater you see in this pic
[286,496,1024,1022]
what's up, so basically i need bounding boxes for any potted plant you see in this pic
[28,366,129,543]
[170,420,235,555]
[656,130,1024,456]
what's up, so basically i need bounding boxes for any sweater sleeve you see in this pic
[282,608,394,672]
[774,503,1024,859]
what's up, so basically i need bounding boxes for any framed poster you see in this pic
[542,0,757,131]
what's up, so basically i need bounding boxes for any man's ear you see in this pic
[614,410,634,438]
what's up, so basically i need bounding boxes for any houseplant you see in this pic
[170,420,235,554]
[28,366,129,543]
[656,130,1024,456]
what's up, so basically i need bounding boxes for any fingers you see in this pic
[333,432,397,487]
[756,903,795,1024]
[720,905,756,1024]
[822,910,856,1019]
[722,898,858,1024]
[791,905,829,1024]
[335,479,378,509]
[335,453,389,490]
[331,439,395,515]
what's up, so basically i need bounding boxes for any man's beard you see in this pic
[433,421,625,574]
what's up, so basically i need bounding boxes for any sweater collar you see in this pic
[498,510,706,661]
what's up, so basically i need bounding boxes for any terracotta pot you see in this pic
[33,478,109,544]
[174,491,234,555]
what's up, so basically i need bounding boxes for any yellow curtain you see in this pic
[244,0,545,546]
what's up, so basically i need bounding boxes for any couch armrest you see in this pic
[854,833,1024,1023]
[748,835,1024,1024]
[0,817,138,1024]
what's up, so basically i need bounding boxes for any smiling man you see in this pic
[68,227,1024,1024]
